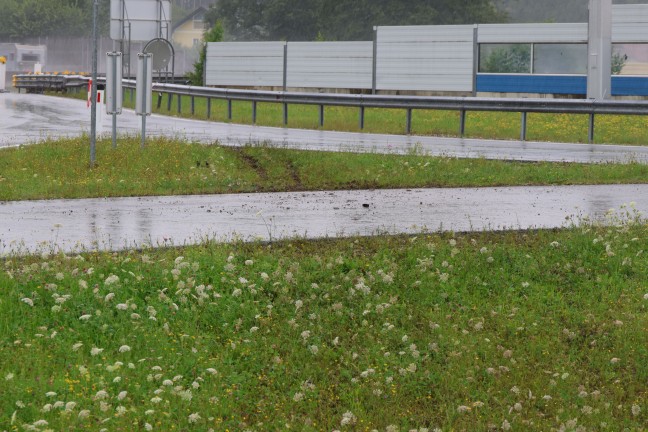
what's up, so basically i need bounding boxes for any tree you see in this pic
[0,0,109,39]
[187,21,224,86]
[209,0,507,42]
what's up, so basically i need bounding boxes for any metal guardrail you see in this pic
[13,74,88,93]
[13,74,648,143]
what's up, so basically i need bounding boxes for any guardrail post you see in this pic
[191,96,195,115]
[520,112,527,141]
[207,98,211,119]
[359,106,365,130]
[588,113,595,143]
[460,109,467,137]
[167,93,173,111]
[283,103,288,126]
[227,99,232,120]
[157,93,162,110]
[177,94,182,114]
[406,108,413,134]
[319,105,325,127]
[252,101,257,124]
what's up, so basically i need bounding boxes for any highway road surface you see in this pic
[2,92,648,164]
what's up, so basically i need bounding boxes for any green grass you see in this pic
[116,89,648,145]
[1,217,646,430]
[1,137,648,201]
[56,89,648,145]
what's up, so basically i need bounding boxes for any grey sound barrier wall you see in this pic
[286,42,373,89]
[205,42,286,87]
[375,25,475,92]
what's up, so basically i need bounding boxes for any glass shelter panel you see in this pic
[613,44,648,75]
[532,44,587,75]
[479,44,531,73]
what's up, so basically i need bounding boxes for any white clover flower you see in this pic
[5,373,14,381]
[113,377,122,383]
[71,342,83,352]
[611,357,620,364]
[232,289,242,297]
[32,420,49,427]
[131,313,141,320]
[116,303,128,310]
[502,420,511,431]
[150,397,162,404]
[104,293,115,302]
[309,345,319,355]
[78,410,90,419]
[245,260,253,266]
[206,368,217,375]
[79,279,88,289]
[53,400,65,409]
[249,327,259,333]
[457,405,470,413]
[94,390,108,400]
[145,410,155,415]
[21,298,34,307]
[91,347,104,356]
[632,404,641,416]
[118,345,131,353]
[163,379,173,386]
[340,411,357,426]
[42,403,52,412]
[145,423,153,431]
[104,275,119,286]
[44,391,56,398]
[300,330,311,340]
[79,315,92,321]
[293,392,304,402]
[65,402,77,411]
[188,412,201,423]
[117,391,127,401]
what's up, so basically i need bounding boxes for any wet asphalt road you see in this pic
[2,92,648,163]
[1,185,646,255]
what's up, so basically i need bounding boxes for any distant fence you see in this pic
[205,4,648,96]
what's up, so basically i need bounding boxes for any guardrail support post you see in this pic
[207,98,211,119]
[227,100,232,121]
[283,103,288,126]
[191,96,195,115]
[167,94,173,111]
[319,105,325,127]
[588,113,595,143]
[252,101,257,124]
[460,109,467,137]
[406,108,413,134]
[157,93,162,110]
[359,106,365,130]
[520,112,527,141]
[177,94,182,114]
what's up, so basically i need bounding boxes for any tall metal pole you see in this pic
[90,0,99,168]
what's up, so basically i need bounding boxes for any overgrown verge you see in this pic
[1,137,647,201]
[1,215,646,430]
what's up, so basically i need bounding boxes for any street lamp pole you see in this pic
[90,0,99,167]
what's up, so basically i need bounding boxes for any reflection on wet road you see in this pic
[1,185,645,255]
[2,93,648,163]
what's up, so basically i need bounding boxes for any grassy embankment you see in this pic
[1,220,646,431]
[1,137,647,201]
[60,88,648,145]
